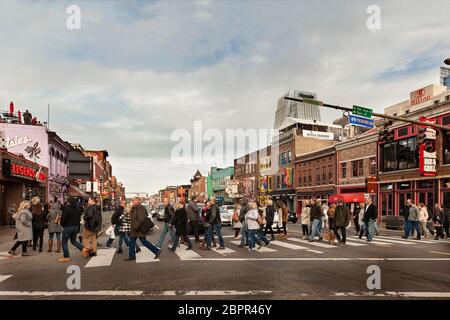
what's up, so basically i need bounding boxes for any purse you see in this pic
[232,212,239,223]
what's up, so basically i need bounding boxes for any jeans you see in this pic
[118,232,130,249]
[240,222,248,246]
[106,225,120,247]
[420,222,430,237]
[257,226,270,245]
[404,220,421,239]
[248,229,258,249]
[334,226,346,243]
[155,222,176,248]
[206,223,225,248]
[364,220,374,241]
[354,218,360,233]
[129,237,160,259]
[171,234,193,251]
[309,219,322,240]
[302,224,309,236]
[49,232,61,241]
[62,226,83,258]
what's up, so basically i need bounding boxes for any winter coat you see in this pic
[301,206,310,225]
[265,205,275,224]
[186,201,200,221]
[171,207,188,236]
[334,205,351,228]
[31,204,46,229]
[310,204,323,221]
[408,205,420,221]
[245,209,260,230]
[163,204,175,223]
[61,205,82,228]
[83,205,102,232]
[419,207,429,223]
[119,213,132,234]
[327,207,336,219]
[111,206,124,225]
[432,209,444,227]
[47,210,63,233]
[363,203,378,222]
[206,204,221,225]
[130,204,150,238]
[15,209,33,241]
[239,204,249,223]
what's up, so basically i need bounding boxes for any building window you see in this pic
[303,171,307,186]
[434,99,440,105]
[322,167,326,184]
[382,137,418,171]
[328,165,333,183]
[281,174,286,189]
[341,163,347,179]
[352,160,363,177]
[308,169,312,185]
[316,169,321,185]
[369,157,377,175]
[444,130,450,164]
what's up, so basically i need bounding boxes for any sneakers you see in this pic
[257,243,263,250]
[216,246,226,250]
[58,257,71,263]
[186,247,193,250]
[116,248,123,254]
[8,251,17,256]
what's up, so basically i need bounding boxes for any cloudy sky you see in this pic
[0,0,449,194]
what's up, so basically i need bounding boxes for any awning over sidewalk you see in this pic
[67,185,89,199]
[328,193,366,203]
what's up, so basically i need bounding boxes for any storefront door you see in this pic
[381,193,393,216]
[418,191,434,212]
[398,192,413,216]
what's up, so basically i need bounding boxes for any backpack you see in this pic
[139,216,155,234]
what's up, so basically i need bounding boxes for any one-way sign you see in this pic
[349,114,374,128]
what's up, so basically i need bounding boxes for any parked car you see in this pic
[220,207,232,226]
[149,206,158,218]
[156,204,165,221]
[222,205,235,215]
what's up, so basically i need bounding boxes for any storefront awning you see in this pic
[328,193,366,203]
[67,185,89,199]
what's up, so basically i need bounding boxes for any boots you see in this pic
[55,240,61,253]
[47,240,53,253]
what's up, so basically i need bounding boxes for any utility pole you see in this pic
[284,97,450,132]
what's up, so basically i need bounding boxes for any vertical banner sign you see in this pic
[419,117,437,177]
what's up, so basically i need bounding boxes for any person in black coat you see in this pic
[363,198,378,242]
[58,198,84,262]
[169,202,193,252]
[31,197,46,252]
[82,197,102,257]
[264,200,276,241]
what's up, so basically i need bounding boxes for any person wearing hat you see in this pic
[334,199,351,245]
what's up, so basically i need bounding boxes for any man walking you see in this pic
[82,197,102,257]
[202,197,225,250]
[58,198,84,262]
[155,197,176,249]
[363,197,378,242]
[125,197,161,261]
[106,200,125,248]
[403,199,421,240]
[186,196,201,243]
[334,199,351,245]
[239,199,250,247]
[309,198,323,242]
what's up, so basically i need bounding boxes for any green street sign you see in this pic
[303,98,323,106]
[352,105,373,118]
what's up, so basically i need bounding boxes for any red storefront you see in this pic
[0,150,48,225]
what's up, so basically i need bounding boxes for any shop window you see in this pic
[341,162,347,179]
[382,137,418,171]
[369,157,377,175]
[397,127,408,138]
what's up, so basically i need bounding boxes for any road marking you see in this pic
[0,290,143,296]
[174,244,202,260]
[136,250,160,263]
[84,249,116,268]
[348,237,392,246]
[341,240,366,247]
[189,235,235,240]
[350,236,411,245]
[307,250,324,254]
[287,238,336,249]
[377,235,437,244]
[212,247,236,255]
[336,291,450,298]
[180,257,450,262]
[0,252,22,260]
[429,251,450,256]
[0,275,12,284]
[162,290,272,296]
[230,241,277,252]
[270,240,308,250]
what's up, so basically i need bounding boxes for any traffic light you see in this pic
[417,127,426,144]
[378,120,394,143]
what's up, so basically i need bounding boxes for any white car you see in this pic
[220,207,232,226]
[222,205,235,215]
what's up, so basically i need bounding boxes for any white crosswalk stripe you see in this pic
[349,236,412,245]
[348,237,392,246]
[287,238,337,249]
[230,241,277,252]
[174,244,202,260]
[0,275,12,284]
[136,250,160,263]
[376,235,437,244]
[341,240,366,247]
[84,249,116,268]
[0,252,22,260]
[270,240,308,250]
[212,247,236,255]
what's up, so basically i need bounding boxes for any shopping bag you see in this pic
[105,225,115,239]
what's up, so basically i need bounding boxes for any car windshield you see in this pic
[224,206,234,210]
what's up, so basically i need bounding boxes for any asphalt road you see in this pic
[0,221,449,300]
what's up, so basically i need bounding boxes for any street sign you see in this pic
[349,114,374,128]
[352,105,373,118]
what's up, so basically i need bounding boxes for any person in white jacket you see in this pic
[245,202,260,252]
[301,200,311,240]
[418,202,430,240]
[358,202,365,239]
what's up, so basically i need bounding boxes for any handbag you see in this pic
[232,211,239,223]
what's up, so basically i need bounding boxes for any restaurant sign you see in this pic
[2,159,47,182]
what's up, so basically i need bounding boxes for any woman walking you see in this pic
[31,197,46,252]
[245,202,260,252]
[8,201,33,256]
[46,203,63,253]
[169,202,193,251]
[265,200,276,241]
[301,200,311,240]
[117,202,140,254]
[353,203,362,235]
[232,203,242,239]
[433,204,446,240]
[256,207,270,247]
[418,203,430,240]
[358,202,365,239]
[279,201,289,240]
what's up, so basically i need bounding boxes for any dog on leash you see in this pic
[322,229,337,245]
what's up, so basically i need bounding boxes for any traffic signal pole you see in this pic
[284,97,450,132]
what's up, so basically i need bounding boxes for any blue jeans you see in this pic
[106,225,120,247]
[404,220,421,239]
[129,237,160,259]
[309,219,322,240]
[206,223,225,248]
[155,222,176,248]
[118,232,130,249]
[257,227,270,245]
[171,234,193,251]
[248,229,258,249]
[62,226,83,258]
[49,232,61,241]
[239,222,248,246]
[364,220,374,241]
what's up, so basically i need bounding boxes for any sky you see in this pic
[0,0,449,194]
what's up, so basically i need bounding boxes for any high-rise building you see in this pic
[440,67,450,88]
[273,90,322,130]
